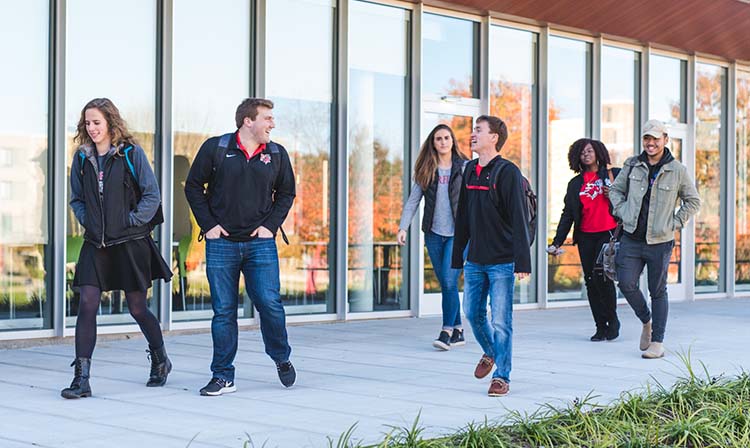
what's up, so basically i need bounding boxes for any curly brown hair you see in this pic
[413,124,467,190]
[567,138,611,173]
[74,98,137,149]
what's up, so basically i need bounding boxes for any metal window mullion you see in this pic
[336,0,349,320]
[409,3,422,317]
[726,64,737,297]
[255,0,266,98]
[479,15,490,115]
[52,0,66,337]
[536,27,549,309]
[684,55,697,301]
[591,37,601,140]
[158,0,173,329]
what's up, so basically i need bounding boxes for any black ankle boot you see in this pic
[61,357,92,399]
[146,344,172,387]
[590,327,607,342]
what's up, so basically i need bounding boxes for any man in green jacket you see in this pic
[609,119,701,359]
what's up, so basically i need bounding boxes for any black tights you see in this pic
[75,285,164,358]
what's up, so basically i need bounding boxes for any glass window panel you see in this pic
[348,1,409,312]
[65,0,157,326]
[737,71,750,288]
[422,13,478,99]
[0,0,51,331]
[547,36,591,299]
[649,55,687,124]
[695,63,726,292]
[601,46,639,167]
[490,25,538,304]
[172,0,250,321]
[267,0,334,314]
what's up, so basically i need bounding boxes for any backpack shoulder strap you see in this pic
[122,145,137,183]
[488,158,510,208]
[212,133,234,173]
[78,150,86,176]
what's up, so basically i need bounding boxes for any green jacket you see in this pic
[609,152,700,244]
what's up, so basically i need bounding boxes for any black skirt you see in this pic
[73,236,173,293]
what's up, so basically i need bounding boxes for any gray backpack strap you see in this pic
[212,132,235,175]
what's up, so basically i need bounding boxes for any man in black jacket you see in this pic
[185,98,296,396]
[452,115,531,397]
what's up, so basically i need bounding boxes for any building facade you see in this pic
[1,0,749,340]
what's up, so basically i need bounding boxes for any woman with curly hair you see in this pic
[397,124,468,350]
[548,138,621,342]
[62,98,173,399]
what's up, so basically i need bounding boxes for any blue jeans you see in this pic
[424,231,462,329]
[463,261,515,382]
[206,237,291,382]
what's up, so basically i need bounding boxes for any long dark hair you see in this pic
[413,125,467,190]
[567,138,611,173]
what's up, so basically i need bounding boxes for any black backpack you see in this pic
[484,158,537,246]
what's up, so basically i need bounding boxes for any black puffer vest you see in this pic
[78,149,151,248]
[421,156,465,233]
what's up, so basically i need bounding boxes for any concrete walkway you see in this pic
[1,298,748,447]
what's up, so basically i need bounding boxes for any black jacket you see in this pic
[421,156,465,233]
[184,133,296,242]
[552,167,621,247]
[70,144,160,248]
[451,155,531,273]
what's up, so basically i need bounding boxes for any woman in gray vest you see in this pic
[397,124,468,350]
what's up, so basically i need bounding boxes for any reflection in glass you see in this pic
[667,138,682,284]
[0,0,51,331]
[737,71,750,287]
[547,36,591,298]
[649,55,686,124]
[490,25,537,304]
[422,13,478,99]
[421,113,471,294]
[601,46,639,167]
[65,0,157,326]
[348,2,409,312]
[694,63,726,291]
[267,0,334,314]
[172,0,250,321]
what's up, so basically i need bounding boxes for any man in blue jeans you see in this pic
[185,98,296,396]
[452,115,532,397]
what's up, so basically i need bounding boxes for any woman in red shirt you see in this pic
[549,139,621,341]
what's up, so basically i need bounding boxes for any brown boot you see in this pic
[474,354,494,379]
[640,321,652,351]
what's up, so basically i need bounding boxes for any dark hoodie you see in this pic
[627,148,675,241]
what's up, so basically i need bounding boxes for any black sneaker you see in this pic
[276,361,296,388]
[450,328,466,347]
[199,378,236,396]
[432,330,451,351]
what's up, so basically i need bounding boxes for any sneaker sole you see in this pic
[488,391,509,397]
[432,340,450,351]
[450,340,466,347]
[200,385,237,396]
